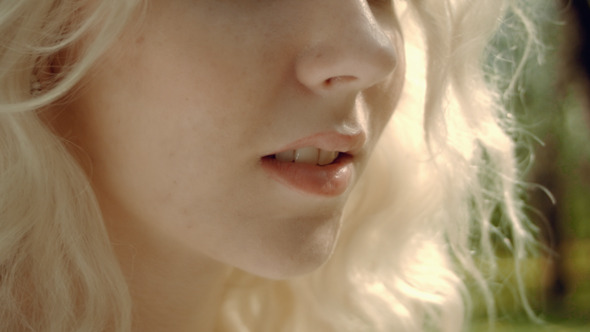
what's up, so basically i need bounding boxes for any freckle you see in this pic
[136,36,145,44]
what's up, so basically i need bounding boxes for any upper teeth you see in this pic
[275,147,339,165]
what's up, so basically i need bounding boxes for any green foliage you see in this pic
[473,0,590,329]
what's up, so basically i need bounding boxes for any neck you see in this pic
[122,247,231,332]
[106,216,232,332]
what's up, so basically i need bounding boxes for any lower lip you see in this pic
[260,156,353,196]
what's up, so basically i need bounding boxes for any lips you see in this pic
[260,132,363,196]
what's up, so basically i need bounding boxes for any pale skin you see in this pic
[51,0,406,330]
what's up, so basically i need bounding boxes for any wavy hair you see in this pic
[0,0,537,331]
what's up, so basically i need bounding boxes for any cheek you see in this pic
[366,50,406,137]
[63,48,279,246]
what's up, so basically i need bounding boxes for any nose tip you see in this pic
[296,45,398,93]
[295,12,399,94]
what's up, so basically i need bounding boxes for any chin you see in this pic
[237,216,341,280]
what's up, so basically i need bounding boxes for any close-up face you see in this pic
[56,0,406,278]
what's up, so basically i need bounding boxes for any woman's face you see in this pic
[60,0,405,278]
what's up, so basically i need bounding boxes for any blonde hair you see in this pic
[1,1,141,331]
[0,0,537,331]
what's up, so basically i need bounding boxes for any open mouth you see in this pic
[263,147,348,166]
[260,147,355,196]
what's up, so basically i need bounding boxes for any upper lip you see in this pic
[266,131,366,157]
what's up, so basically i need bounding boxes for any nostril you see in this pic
[323,75,357,88]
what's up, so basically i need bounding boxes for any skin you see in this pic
[53,0,406,330]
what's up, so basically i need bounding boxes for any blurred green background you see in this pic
[472,1,590,330]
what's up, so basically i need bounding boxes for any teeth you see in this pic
[275,150,295,162]
[274,148,340,165]
[294,147,319,164]
[318,150,339,166]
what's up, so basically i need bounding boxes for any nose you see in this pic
[295,1,399,95]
